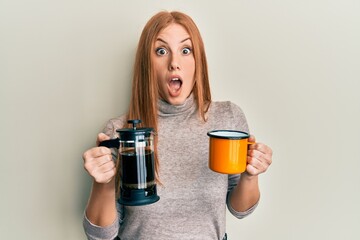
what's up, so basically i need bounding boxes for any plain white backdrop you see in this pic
[1,0,359,239]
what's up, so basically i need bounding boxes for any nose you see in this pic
[169,54,180,71]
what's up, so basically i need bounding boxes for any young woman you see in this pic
[82,11,272,240]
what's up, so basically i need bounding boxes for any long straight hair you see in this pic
[127,11,211,178]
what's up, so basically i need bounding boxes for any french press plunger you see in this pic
[99,119,160,206]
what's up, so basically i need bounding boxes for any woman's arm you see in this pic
[83,133,118,226]
[229,173,260,212]
[229,135,272,212]
[85,179,117,226]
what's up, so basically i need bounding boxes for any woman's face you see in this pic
[152,23,195,105]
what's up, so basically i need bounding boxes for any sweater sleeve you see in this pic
[83,213,120,240]
[226,102,259,218]
[226,190,259,219]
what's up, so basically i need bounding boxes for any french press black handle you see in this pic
[99,138,120,149]
[98,119,142,148]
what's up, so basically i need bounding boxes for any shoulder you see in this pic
[209,101,249,133]
[210,101,245,117]
[102,114,127,137]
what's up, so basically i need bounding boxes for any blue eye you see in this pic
[156,48,168,56]
[182,47,192,55]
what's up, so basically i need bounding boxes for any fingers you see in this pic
[248,134,256,143]
[83,150,116,183]
[83,134,116,184]
[246,141,273,176]
[89,160,116,184]
[84,145,112,159]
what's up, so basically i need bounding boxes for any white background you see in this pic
[1,0,359,239]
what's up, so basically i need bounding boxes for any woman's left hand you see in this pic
[246,135,273,176]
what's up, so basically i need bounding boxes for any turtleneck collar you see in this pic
[158,94,196,116]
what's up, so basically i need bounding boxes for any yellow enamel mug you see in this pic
[207,130,253,174]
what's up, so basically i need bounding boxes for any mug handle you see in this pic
[99,138,120,149]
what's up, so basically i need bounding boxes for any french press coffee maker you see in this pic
[99,119,160,206]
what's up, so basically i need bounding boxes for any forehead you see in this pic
[156,23,191,41]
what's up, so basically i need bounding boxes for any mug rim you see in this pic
[207,130,249,140]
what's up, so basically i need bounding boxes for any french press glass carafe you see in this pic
[99,119,160,206]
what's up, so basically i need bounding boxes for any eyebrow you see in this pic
[155,37,191,44]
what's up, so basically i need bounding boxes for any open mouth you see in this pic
[168,77,183,93]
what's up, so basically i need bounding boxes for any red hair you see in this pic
[127,11,211,178]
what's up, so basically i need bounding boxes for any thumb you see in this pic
[96,133,111,146]
[249,134,256,143]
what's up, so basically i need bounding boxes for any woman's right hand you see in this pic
[82,133,116,184]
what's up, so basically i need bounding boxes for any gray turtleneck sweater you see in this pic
[83,96,258,240]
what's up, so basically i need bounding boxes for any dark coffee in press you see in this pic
[120,150,155,189]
